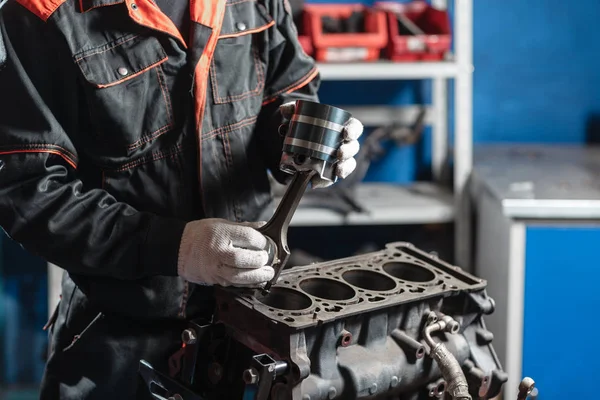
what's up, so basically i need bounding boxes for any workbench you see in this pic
[471,144,600,400]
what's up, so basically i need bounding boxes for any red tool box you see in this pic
[303,4,388,62]
[374,1,451,62]
[296,11,314,57]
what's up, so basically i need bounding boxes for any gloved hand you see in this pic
[177,218,274,287]
[279,101,364,188]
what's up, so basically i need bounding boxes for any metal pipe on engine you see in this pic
[423,312,472,400]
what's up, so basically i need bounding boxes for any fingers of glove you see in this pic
[311,176,334,189]
[221,246,269,269]
[335,157,357,179]
[219,265,275,286]
[227,223,268,251]
[343,118,364,141]
[279,101,296,121]
[338,140,360,161]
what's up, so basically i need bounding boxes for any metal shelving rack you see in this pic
[289,0,474,267]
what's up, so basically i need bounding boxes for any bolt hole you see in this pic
[437,381,446,394]
[284,317,294,322]
[284,281,290,284]
[278,313,284,317]
[341,333,352,347]
[322,303,329,306]
[326,272,333,276]
[365,293,372,297]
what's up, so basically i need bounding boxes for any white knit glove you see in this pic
[280,101,364,188]
[177,219,275,287]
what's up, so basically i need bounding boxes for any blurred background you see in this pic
[2,0,600,398]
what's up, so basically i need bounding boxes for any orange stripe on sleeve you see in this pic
[0,149,77,170]
[262,66,319,105]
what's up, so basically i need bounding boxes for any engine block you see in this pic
[139,242,508,400]
[210,242,508,400]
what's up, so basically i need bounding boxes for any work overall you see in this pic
[0,0,319,397]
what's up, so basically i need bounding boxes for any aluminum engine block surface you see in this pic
[214,242,507,400]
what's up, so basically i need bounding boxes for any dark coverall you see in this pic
[0,0,320,396]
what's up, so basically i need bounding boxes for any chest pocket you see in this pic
[210,0,275,104]
[75,34,173,158]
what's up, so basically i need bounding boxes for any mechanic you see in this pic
[0,0,363,398]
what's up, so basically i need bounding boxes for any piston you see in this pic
[280,100,353,183]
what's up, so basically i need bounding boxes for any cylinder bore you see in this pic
[342,270,396,291]
[299,278,356,301]
[383,262,435,282]
[257,287,312,311]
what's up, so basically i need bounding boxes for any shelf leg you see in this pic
[432,78,449,182]
[454,0,474,269]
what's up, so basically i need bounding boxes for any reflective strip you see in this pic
[291,114,345,132]
[284,137,338,156]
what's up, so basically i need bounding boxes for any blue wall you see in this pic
[472,0,600,143]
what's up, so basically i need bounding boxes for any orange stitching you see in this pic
[202,116,256,137]
[113,144,182,172]
[262,66,318,104]
[74,34,141,62]
[95,57,168,88]
[211,46,265,103]
[202,116,258,140]
[157,65,174,126]
[23,144,77,161]
[218,20,274,39]
[203,118,257,141]
[116,147,179,172]
[128,124,173,151]
[1,144,79,162]
[127,66,174,150]
[80,0,124,12]
[16,0,66,21]
[0,150,77,170]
